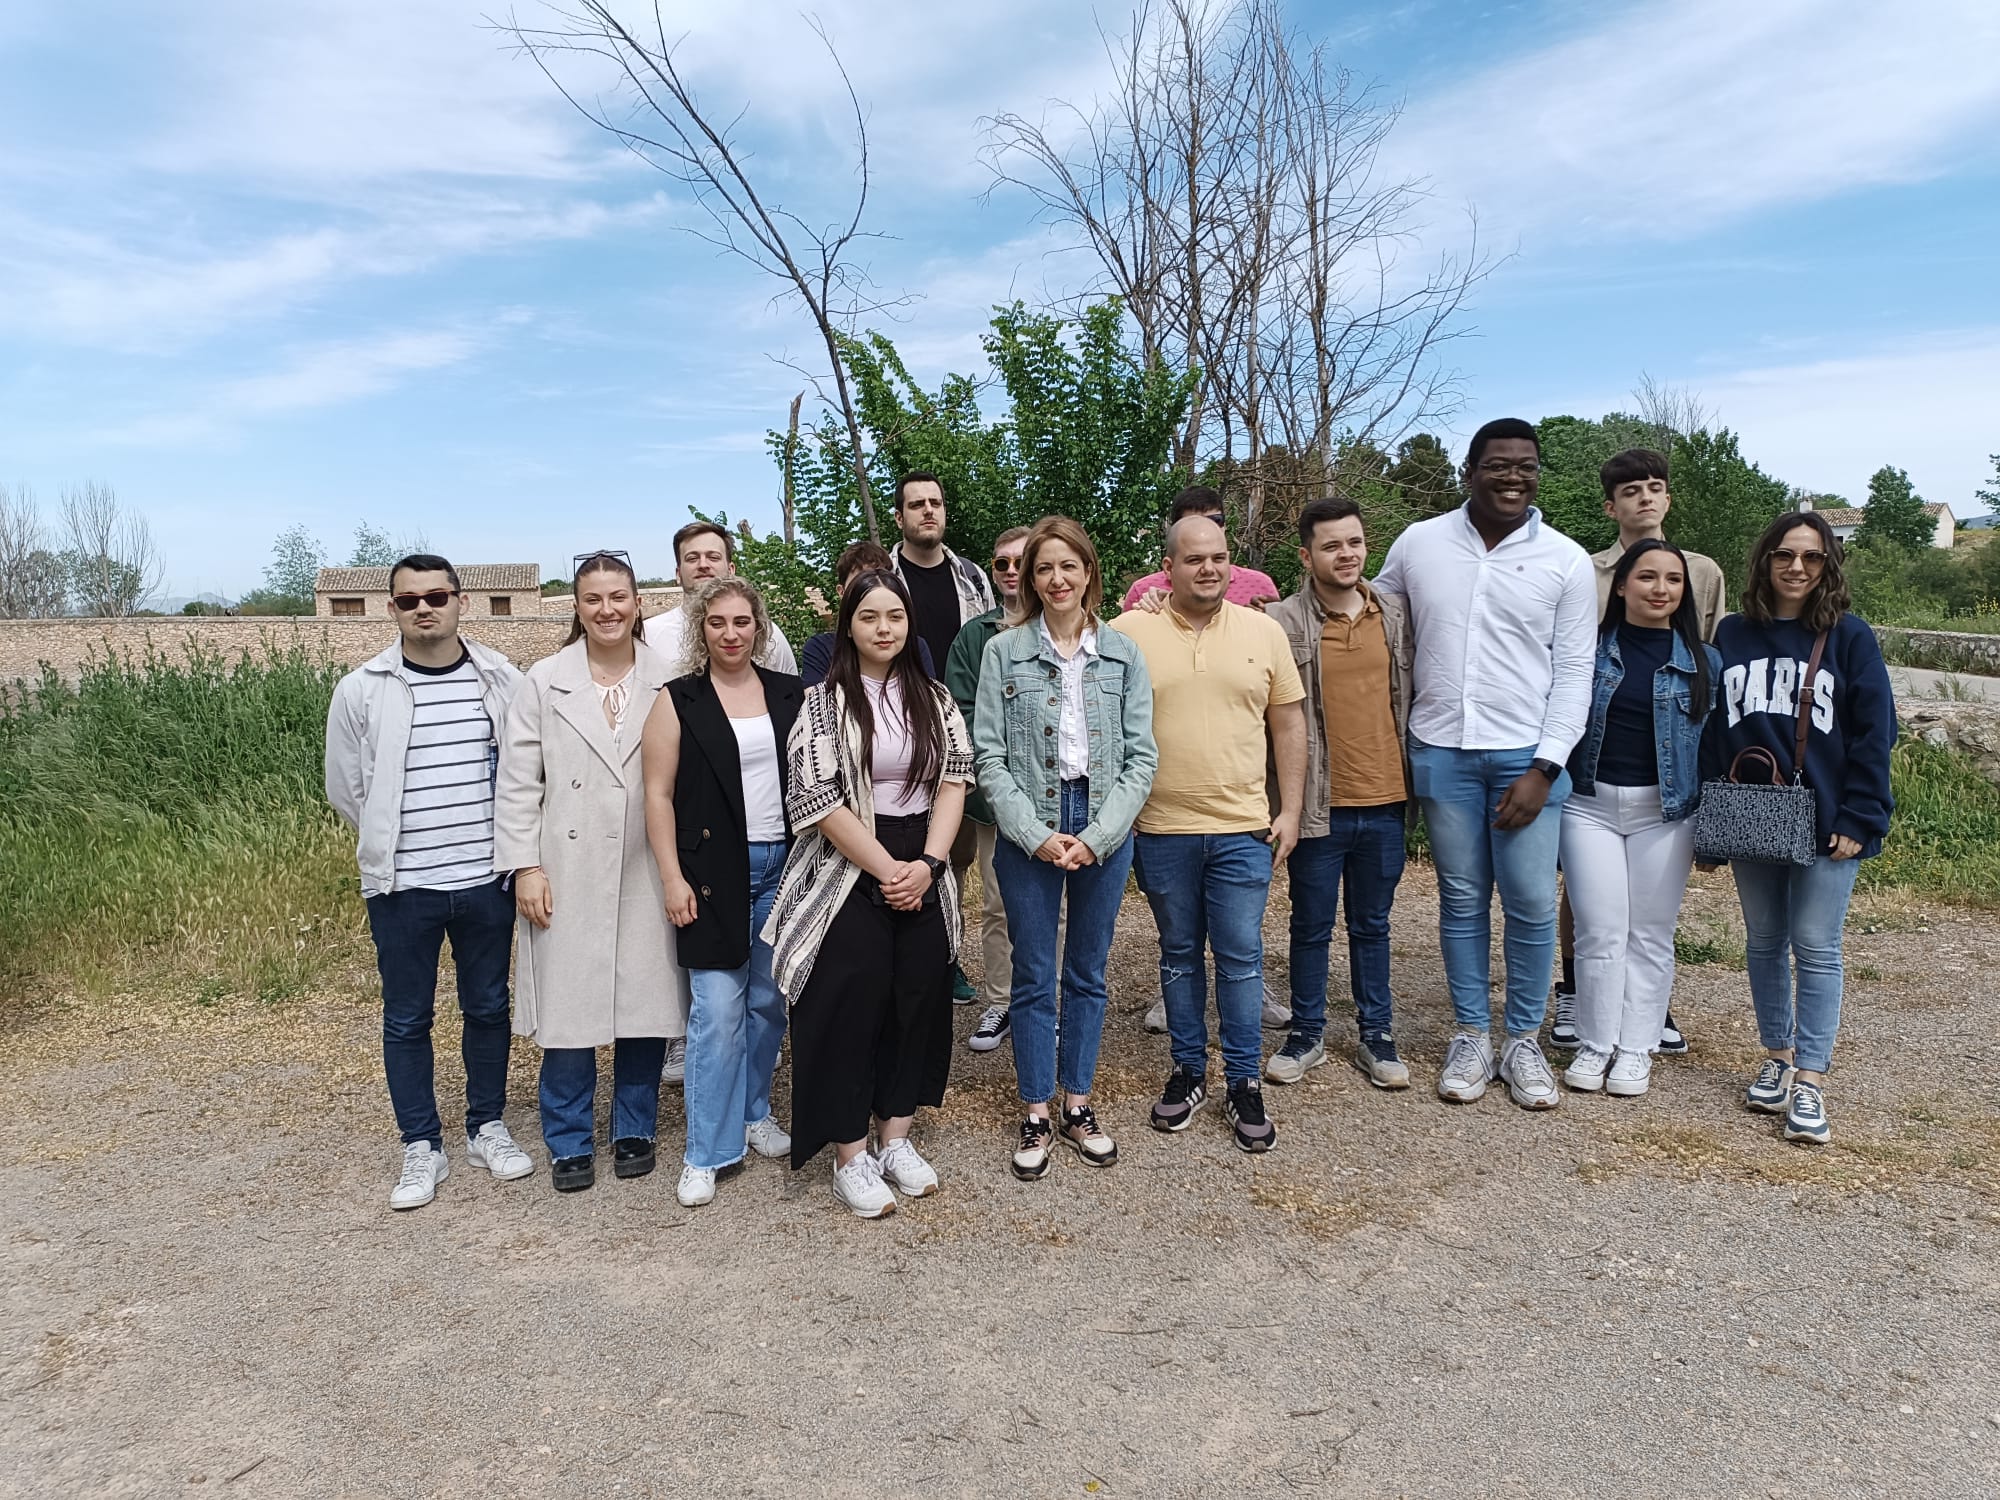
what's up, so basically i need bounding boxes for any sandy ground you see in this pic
[3,865,1997,1499]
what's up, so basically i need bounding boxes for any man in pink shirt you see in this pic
[1121,486,1281,612]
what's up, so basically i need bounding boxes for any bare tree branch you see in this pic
[59,481,160,617]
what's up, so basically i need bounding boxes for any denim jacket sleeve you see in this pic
[973,633,1050,856]
[1076,638,1157,861]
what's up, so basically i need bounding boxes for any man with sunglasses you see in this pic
[943,526,1031,1050]
[1373,418,1597,1112]
[325,554,534,1209]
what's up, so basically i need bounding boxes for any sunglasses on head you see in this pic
[573,548,632,572]
[392,590,456,611]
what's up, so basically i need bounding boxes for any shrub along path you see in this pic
[4,869,1996,1498]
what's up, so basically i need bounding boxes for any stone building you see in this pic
[313,564,542,619]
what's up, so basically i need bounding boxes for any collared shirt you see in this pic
[1039,617,1098,781]
[1373,504,1597,763]
[1110,600,1304,834]
[1318,599,1407,806]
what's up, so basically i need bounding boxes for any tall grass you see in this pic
[1863,738,2000,907]
[0,644,364,998]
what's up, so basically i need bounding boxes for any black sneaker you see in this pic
[612,1137,656,1179]
[1550,983,1579,1049]
[1011,1116,1054,1180]
[1657,1012,1689,1055]
[1150,1065,1208,1132]
[1226,1079,1276,1153]
[968,1004,1011,1053]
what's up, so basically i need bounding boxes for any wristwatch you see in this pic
[920,854,947,882]
[1531,758,1563,784]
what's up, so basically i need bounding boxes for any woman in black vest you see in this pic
[642,577,803,1208]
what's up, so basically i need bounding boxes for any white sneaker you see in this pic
[1499,1036,1561,1110]
[832,1153,896,1218]
[745,1115,792,1159]
[874,1137,939,1197]
[676,1164,717,1207]
[1563,1045,1612,1093]
[1437,1031,1496,1103]
[662,1036,686,1086]
[1143,995,1168,1033]
[1261,985,1291,1029]
[1606,1049,1652,1098]
[465,1121,534,1181]
[389,1141,448,1210]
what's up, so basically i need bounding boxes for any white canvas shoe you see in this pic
[1606,1050,1652,1098]
[465,1122,534,1181]
[745,1115,792,1159]
[389,1141,448,1211]
[676,1164,717,1207]
[1437,1031,1496,1103]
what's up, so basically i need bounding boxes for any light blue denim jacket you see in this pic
[1567,627,1724,821]
[972,621,1158,861]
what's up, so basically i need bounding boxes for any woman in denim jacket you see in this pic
[973,516,1157,1181]
[1558,539,1721,1099]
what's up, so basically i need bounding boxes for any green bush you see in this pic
[1864,738,2000,906]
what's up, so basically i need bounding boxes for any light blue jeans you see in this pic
[1408,741,1568,1038]
[683,841,790,1170]
[1133,831,1275,1085]
[1730,855,1859,1075]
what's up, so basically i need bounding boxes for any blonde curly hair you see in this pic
[679,575,773,671]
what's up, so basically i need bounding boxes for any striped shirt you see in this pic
[394,654,497,892]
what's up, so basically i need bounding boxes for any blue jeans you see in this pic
[684,841,790,1170]
[364,877,515,1148]
[1133,831,1275,1085]
[1731,855,1860,1074]
[1287,803,1407,1046]
[1408,742,1569,1037]
[538,1037,669,1161]
[993,779,1134,1103]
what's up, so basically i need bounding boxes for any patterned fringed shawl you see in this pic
[761,679,975,1002]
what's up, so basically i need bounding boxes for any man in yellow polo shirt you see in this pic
[1111,516,1307,1153]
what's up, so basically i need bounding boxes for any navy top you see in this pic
[1596,625,1673,786]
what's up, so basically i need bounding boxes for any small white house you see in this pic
[1805,502,1955,550]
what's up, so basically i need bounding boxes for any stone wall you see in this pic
[1874,626,2000,676]
[0,616,574,683]
[1899,701,2000,789]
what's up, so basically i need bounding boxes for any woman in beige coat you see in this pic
[495,551,684,1193]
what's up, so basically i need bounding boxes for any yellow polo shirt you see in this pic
[1111,600,1304,834]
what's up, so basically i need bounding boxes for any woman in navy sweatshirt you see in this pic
[1702,510,1895,1146]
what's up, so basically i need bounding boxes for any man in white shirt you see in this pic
[1373,419,1596,1111]
[653,521,798,677]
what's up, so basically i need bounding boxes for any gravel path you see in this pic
[4,867,1997,1498]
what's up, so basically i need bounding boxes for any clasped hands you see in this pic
[1035,833,1098,871]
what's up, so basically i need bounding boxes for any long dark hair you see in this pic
[1605,538,1711,720]
[564,550,647,647]
[825,569,944,791]
[1742,509,1850,633]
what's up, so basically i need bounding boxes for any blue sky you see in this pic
[3,0,1998,602]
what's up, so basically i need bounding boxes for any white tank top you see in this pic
[730,714,786,841]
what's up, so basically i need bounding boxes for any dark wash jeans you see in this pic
[1286,802,1407,1046]
[364,877,516,1148]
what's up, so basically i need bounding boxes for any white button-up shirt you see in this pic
[1373,505,1597,764]
[1040,618,1098,782]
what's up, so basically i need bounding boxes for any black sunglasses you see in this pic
[573,549,632,571]
[391,590,456,612]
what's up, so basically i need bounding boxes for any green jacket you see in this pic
[943,606,1006,824]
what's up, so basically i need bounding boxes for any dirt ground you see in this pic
[4,865,1997,1499]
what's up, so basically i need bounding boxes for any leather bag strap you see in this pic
[1791,629,1830,784]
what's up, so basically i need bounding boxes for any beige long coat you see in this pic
[494,638,686,1049]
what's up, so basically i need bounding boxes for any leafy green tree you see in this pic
[1657,427,1792,578]
[346,523,398,568]
[1974,453,1999,515]
[234,587,315,617]
[263,524,324,607]
[1853,465,1934,554]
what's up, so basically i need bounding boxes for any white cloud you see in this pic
[1395,0,2000,241]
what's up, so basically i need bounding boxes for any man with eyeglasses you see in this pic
[1121,485,1280,612]
[653,522,798,676]
[1373,418,1596,1111]
[943,526,1032,1050]
[325,553,535,1209]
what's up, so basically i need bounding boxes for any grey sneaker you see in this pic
[1499,1036,1561,1110]
[1745,1058,1796,1114]
[1437,1031,1496,1103]
[1354,1033,1410,1090]
[1143,995,1169,1033]
[662,1036,686,1086]
[1783,1081,1831,1144]
[1264,1035,1326,1085]
[1261,986,1292,1029]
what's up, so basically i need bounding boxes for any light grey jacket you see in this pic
[323,637,522,898]
[494,639,686,1048]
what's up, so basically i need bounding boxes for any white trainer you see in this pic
[662,1036,686,1086]
[1563,1046,1612,1093]
[745,1115,792,1159]
[874,1137,939,1197]
[1261,985,1292,1029]
[389,1141,448,1210]
[1499,1036,1561,1110]
[1143,995,1168,1033]
[676,1164,717,1207]
[1606,1049,1652,1097]
[1437,1031,1496,1103]
[465,1121,534,1181]
[832,1153,896,1218]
